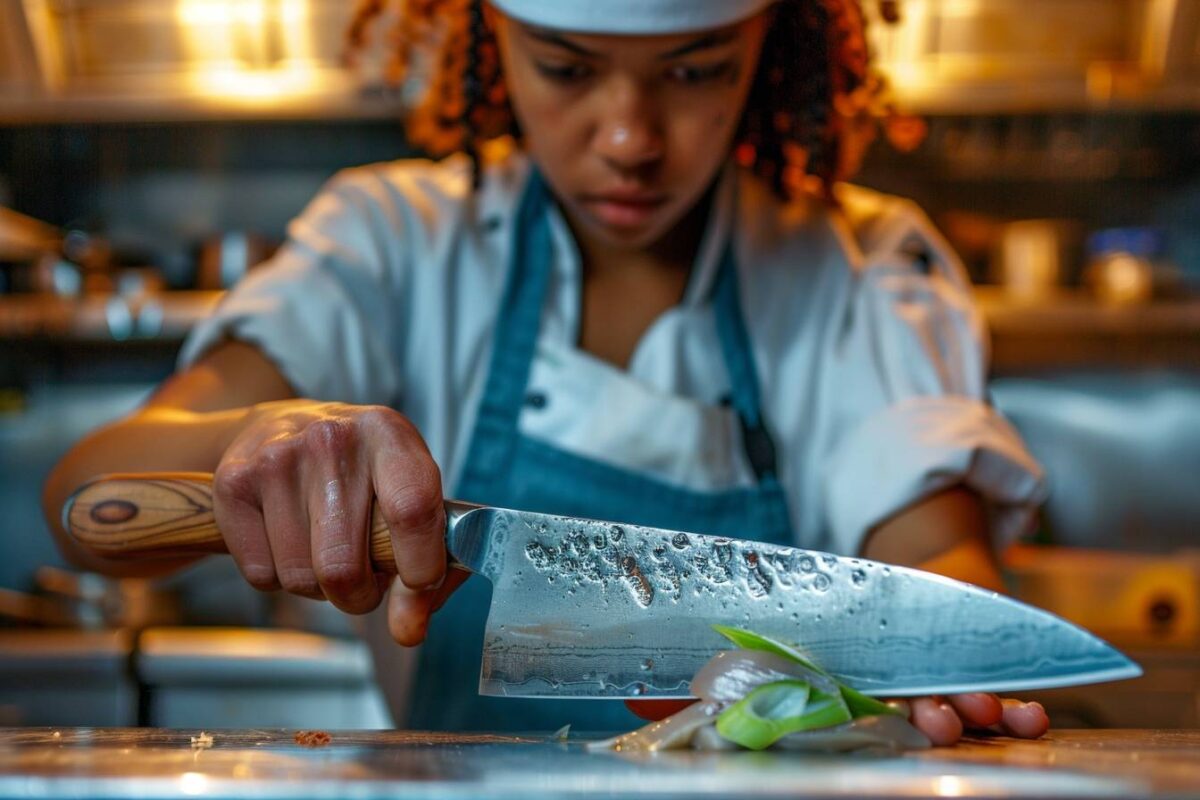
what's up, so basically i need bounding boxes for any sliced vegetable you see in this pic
[714,680,854,751]
[588,626,923,754]
[839,685,900,719]
[712,624,823,673]
[712,625,903,719]
[585,700,722,753]
[690,649,838,704]
[773,714,931,752]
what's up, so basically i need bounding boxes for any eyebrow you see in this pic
[659,31,737,59]
[524,27,738,60]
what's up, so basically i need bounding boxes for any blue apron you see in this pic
[408,170,794,732]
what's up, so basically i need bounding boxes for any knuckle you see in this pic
[381,480,443,538]
[313,556,364,592]
[304,417,354,456]
[363,404,405,428]
[213,459,258,505]
[256,438,298,473]
[240,563,278,592]
[277,565,321,597]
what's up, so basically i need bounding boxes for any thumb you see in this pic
[430,569,472,613]
[386,569,472,646]
[387,577,437,646]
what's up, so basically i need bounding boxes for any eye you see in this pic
[534,61,593,83]
[669,62,735,84]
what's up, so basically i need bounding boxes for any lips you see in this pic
[581,191,668,229]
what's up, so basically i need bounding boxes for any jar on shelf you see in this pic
[1083,227,1160,305]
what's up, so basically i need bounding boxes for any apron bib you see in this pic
[409,171,793,732]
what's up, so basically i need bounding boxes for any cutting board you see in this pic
[0,728,1197,799]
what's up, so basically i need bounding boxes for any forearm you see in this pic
[860,486,1006,593]
[43,340,301,577]
[42,405,255,577]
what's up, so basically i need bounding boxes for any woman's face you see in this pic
[492,9,768,253]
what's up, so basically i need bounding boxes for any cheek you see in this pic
[670,107,738,170]
[518,97,582,162]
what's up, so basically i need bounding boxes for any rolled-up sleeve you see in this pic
[179,168,407,405]
[821,197,1046,555]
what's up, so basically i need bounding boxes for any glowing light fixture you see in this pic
[176,0,319,104]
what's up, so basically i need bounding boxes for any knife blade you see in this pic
[66,473,1141,699]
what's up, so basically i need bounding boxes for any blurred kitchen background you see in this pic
[1,0,1198,731]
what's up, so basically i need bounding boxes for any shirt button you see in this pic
[524,391,549,410]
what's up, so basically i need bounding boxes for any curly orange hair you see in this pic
[346,0,905,199]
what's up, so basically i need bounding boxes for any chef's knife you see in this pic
[65,473,1141,698]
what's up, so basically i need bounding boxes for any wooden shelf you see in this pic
[0,291,222,341]
[975,288,1200,373]
[3,289,1199,373]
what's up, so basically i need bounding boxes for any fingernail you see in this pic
[420,573,446,592]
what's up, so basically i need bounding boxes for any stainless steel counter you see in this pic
[1,728,1198,799]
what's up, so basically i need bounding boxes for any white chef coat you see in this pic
[180,149,1046,558]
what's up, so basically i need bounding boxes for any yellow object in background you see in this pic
[1006,545,1199,650]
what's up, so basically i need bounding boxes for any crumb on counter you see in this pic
[190,732,214,750]
[293,730,332,748]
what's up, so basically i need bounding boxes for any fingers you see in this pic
[948,693,1004,729]
[387,578,436,646]
[215,402,448,613]
[997,698,1049,739]
[244,433,324,599]
[213,459,279,591]
[306,420,382,614]
[370,414,447,591]
[909,696,964,746]
[386,569,471,646]
[894,694,1047,746]
[625,699,696,722]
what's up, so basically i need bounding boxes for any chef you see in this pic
[44,0,1051,743]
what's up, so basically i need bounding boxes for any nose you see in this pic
[591,80,664,172]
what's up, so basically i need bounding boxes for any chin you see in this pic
[594,225,669,251]
[580,207,683,252]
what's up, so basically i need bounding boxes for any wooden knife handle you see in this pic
[65,472,398,573]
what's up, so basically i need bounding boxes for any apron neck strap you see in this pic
[712,242,779,481]
[484,167,781,483]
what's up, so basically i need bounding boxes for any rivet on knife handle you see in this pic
[63,472,475,574]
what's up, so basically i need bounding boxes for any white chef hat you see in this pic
[488,0,779,35]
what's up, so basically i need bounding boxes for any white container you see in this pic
[137,627,393,729]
